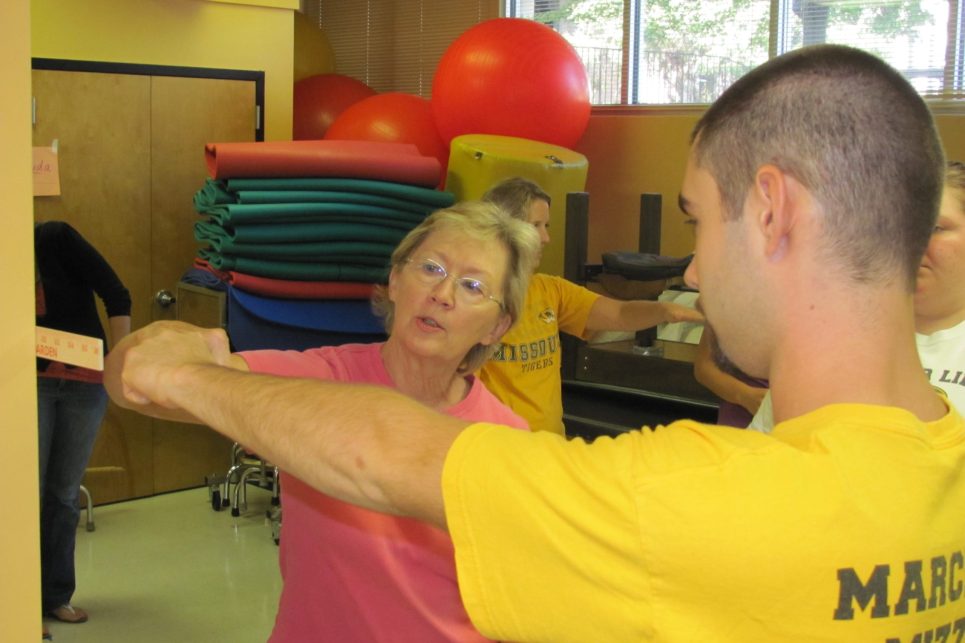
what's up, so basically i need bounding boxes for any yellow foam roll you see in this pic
[445,134,588,276]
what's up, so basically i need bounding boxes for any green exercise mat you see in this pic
[199,249,389,282]
[194,220,410,246]
[199,202,428,227]
[194,180,235,208]
[199,238,395,262]
[196,190,438,216]
[223,177,455,208]
[233,191,440,214]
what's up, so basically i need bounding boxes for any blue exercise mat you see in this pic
[227,287,386,352]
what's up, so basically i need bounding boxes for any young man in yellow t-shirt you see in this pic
[106,45,965,642]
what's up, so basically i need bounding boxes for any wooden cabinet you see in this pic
[32,63,260,503]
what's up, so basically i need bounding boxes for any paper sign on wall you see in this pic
[33,145,61,197]
[36,327,104,371]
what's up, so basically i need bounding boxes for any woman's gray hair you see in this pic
[372,200,540,374]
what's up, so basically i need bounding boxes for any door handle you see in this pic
[155,289,177,308]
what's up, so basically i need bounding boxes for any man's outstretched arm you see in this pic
[106,321,463,528]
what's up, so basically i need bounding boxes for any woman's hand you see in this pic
[662,301,705,324]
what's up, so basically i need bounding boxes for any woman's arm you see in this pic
[693,327,766,414]
[585,295,704,333]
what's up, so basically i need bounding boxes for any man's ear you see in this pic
[754,164,794,259]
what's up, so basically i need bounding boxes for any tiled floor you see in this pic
[44,487,282,643]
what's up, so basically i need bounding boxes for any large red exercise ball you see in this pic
[293,11,336,83]
[325,92,449,175]
[293,73,376,140]
[431,18,590,149]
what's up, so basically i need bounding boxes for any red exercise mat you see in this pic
[204,140,441,187]
[193,257,231,281]
[228,271,376,300]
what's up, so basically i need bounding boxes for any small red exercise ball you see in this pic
[431,18,590,149]
[326,93,449,176]
[293,73,376,140]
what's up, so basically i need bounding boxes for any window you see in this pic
[506,0,965,105]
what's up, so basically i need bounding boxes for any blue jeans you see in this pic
[37,377,107,611]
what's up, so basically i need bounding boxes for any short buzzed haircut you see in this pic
[692,45,945,290]
[482,177,552,222]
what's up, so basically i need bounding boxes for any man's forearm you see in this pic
[106,320,458,527]
[160,363,460,528]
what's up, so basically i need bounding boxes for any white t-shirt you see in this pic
[916,317,965,412]
[747,391,773,432]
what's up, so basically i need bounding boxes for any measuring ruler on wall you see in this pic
[36,326,104,371]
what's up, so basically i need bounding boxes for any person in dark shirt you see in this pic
[35,221,131,629]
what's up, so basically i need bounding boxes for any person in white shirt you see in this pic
[915,160,965,411]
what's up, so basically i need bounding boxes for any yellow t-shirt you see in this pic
[443,403,965,642]
[478,273,599,435]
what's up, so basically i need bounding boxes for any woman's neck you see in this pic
[380,340,469,410]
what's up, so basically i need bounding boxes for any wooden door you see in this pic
[150,75,255,493]
[32,67,257,503]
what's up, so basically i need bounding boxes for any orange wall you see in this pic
[576,108,703,262]
[576,109,965,265]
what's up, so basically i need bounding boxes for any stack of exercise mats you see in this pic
[190,139,456,351]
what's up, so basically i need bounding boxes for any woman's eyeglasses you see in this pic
[404,257,504,309]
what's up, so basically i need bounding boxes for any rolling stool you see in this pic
[230,456,279,517]
[77,465,126,532]
[78,484,94,532]
[206,445,281,545]
[207,444,280,516]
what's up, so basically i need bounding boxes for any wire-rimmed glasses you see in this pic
[404,257,504,309]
